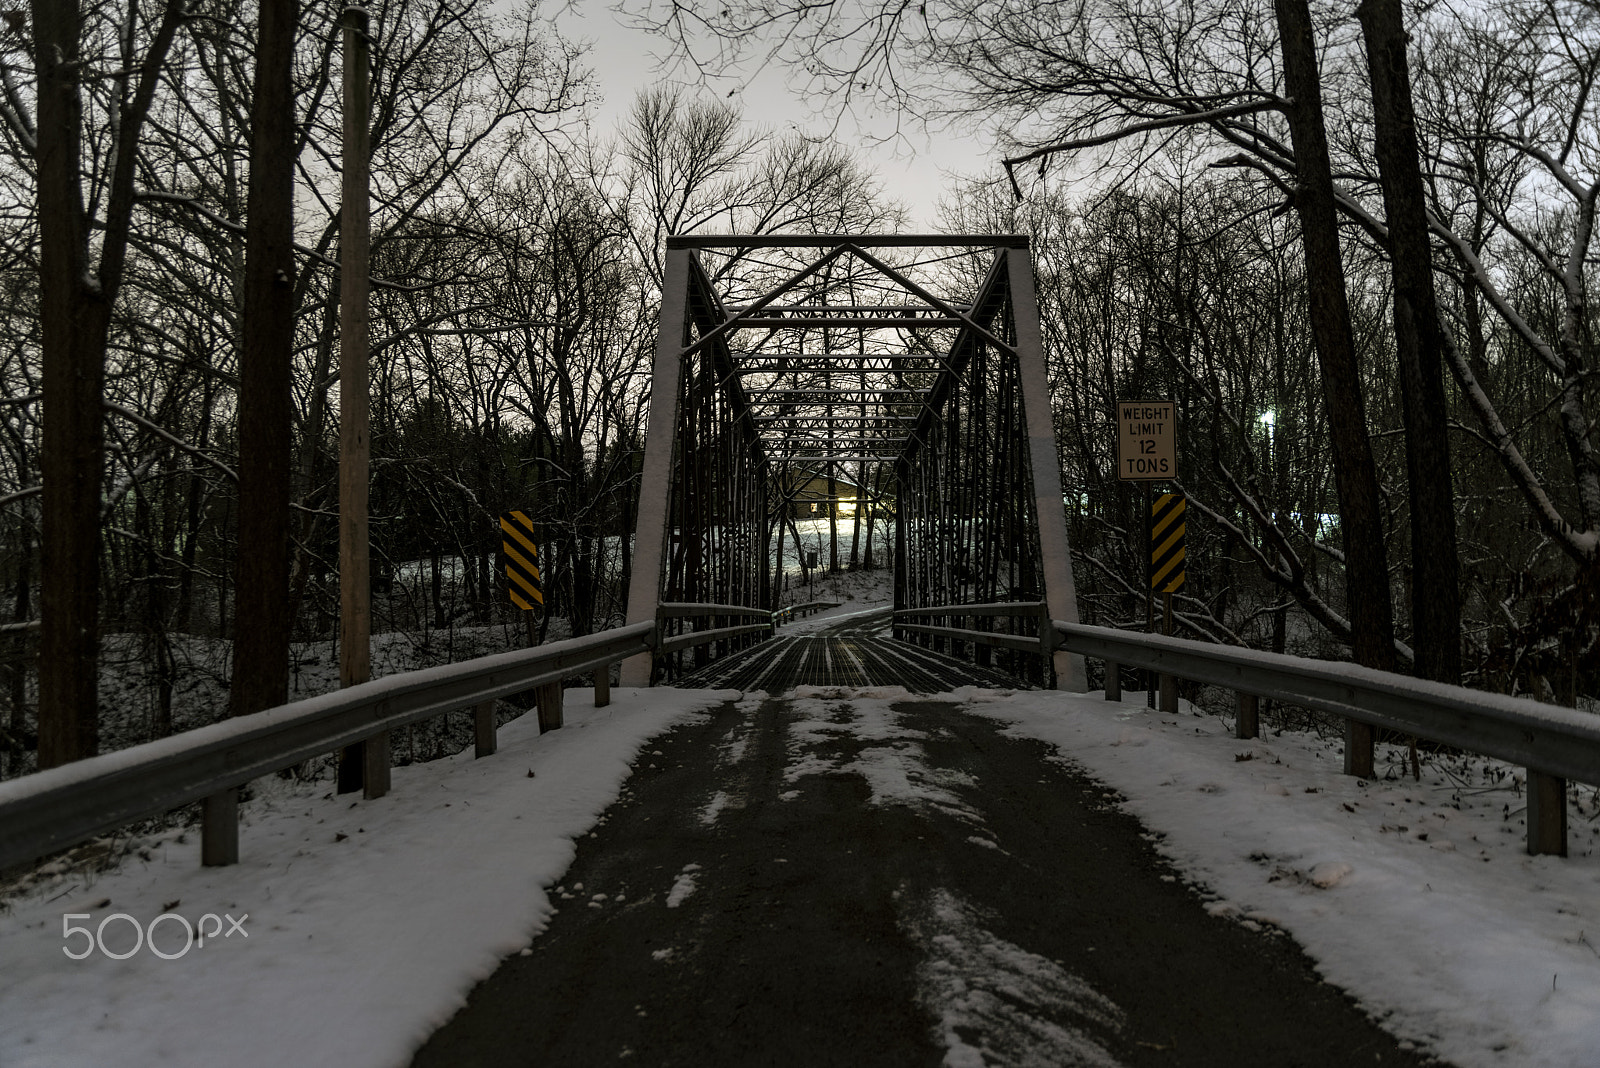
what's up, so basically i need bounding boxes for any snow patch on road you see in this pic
[902,887,1125,1068]
[785,695,981,823]
[665,864,700,909]
[699,791,731,826]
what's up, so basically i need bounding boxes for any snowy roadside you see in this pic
[953,687,1600,1068]
[779,602,893,635]
[0,687,728,1068]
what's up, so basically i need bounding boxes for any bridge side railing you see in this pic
[1056,621,1600,857]
[0,614,753,875]
[893,601,1053,682]
[655,602,772,677]
[771,600,841,626]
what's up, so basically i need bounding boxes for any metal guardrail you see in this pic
[0,614,771,874]
[893,601,1053,682]
[660,623,771,655]
[655,602,774,680]
[14,603,1589,871]
[658,602,772,619]
[894,623,1042,653]
[1055,621,1600,856]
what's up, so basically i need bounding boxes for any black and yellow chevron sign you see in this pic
[1150,492,1186,593]
[499,510,543,611]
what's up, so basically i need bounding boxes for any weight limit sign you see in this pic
[1116,399,1175,481]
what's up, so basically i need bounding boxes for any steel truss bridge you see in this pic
[4,234,1597,877]
[618,233,1088,692]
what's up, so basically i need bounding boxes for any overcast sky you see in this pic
[549,5,1002,229]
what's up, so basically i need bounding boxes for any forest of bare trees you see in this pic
[0,0,898,776]
[1,0,1596,778]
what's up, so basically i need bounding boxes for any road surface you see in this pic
[412,624,1444,1066]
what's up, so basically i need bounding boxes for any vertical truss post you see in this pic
[1005,246,1088,691]
[621,247,693,687]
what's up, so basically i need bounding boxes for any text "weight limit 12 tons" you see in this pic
[1117,400,1175,481]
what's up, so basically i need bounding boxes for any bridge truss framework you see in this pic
[619,234,1088,690]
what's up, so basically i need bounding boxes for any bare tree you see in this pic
[1357,0,1460,685]
[26,0,186,764]
[227,0,296,718]
[622,0,1599,695]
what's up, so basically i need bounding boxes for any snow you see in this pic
[6,576,1600,1068]
[786,689,981,823]
[903,887,1124,1068]
[665,864,700,909]
[0,687,727,1068]
[774,517,894,585]
[779,599,894,635]
[954,687,1600,1068]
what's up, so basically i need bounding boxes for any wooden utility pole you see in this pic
[336,5,387,797]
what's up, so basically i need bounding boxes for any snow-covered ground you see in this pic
[959,687,1600,1068]
[3,559,1597,1067]
[0,687,726,1068]
[5,682,1595,1067]
[775,516,894,589]
[775,567,895,626]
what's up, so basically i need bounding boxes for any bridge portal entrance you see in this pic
[620,235,1087,691]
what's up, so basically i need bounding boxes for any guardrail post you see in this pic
[595,665,611,707]
[201,788,239,867]
[1527,770,1567,856]
[1344,720,1375,779]
[1038,607,1053,686]
[536,681,563,732]
[1158,593,1177,712]
[1236,692,1258,739]
[474,699,497,757]
[363,731,390,799]
[1105,662,1120,701]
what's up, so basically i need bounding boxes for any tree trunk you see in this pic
[228,0,297,719]
[34,0,101,766]
[1357,0,1461,685]
[1275,0,1395,778]
[33,0,186,763]
[1273,0,1397,676]
[431,549,444,629]
[6,502,33,777]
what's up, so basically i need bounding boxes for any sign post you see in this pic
[1151,491,1186,713]
[1116,400,1177,708]
[500,509,562,732]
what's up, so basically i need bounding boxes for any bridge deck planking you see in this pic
[671,632,1030,693]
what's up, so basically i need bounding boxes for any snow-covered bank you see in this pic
[955,687,1600,1068]
[0,687,727,1068]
